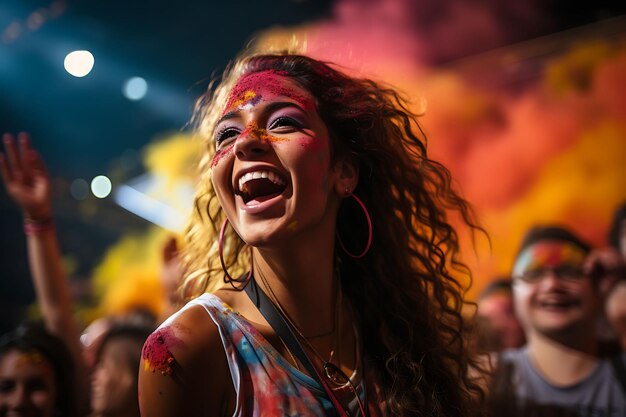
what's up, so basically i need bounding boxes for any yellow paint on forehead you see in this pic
[17,352,47,367]
[229,90,257,111]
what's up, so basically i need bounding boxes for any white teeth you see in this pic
[238,170,286,191]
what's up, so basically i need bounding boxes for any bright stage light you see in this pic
[113,173,194,232]
[91,175,112,198]
[64,50,94,77]
[123,77,148,100]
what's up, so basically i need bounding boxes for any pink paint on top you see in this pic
[142,326,185,376]
[512,241,587,276]
[223,70,314,115]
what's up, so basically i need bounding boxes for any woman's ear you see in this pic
[333,157,359,197]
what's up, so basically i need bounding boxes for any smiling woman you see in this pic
[0,322,77,417]
[138,53,485,417]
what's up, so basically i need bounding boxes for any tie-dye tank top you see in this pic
[181,292,375,416]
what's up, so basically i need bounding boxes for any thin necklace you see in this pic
[256,265,340,364]
[256,266,363,387]
[255,266,368,417]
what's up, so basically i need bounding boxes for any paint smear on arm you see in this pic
[142,326,187,376]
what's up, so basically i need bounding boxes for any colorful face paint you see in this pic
[512,241,587,280]
[210,72,335,248]
[222,70,314,115]
[16,351,47,367]
[211,120,292,168]
[211,143,234,168]
[142,326,185,376]
[242,121,289,144]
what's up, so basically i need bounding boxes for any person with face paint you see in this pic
[0,322,77,417]
[0,134,90,416]
[138,54,485,417]
[488,226,626,416]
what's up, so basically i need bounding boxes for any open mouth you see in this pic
[236,170,287,204]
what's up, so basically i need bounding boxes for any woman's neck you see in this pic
[252,224,337,337]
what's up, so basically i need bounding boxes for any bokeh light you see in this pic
[91,175,112,198]
[70,178,89,200]
[123,76,148,100]
[120,148,139,170]
[64,50,95,77]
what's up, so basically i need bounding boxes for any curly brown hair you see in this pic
[183,53,485,416]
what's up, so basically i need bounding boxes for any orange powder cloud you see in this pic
[255,3,626,296]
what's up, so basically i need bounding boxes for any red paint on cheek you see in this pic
[297,137,322,150]
[142,327,185,376]
[211,144,234,168]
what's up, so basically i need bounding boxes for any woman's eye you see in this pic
[26,378,48,392]
[215,127,239,145]
[269,116,302,130]
[0,380,15,393]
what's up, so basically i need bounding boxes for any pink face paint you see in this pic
[142,326,186,376]
[512,241,587,278]
[211,143,234,168]
[223,70,314,115]
[297,137,322,150]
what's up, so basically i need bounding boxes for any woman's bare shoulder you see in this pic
[138,302,234,417]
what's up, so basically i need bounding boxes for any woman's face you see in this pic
[211,71,345,247]
[0,349,57,417]
[90,339,137,415]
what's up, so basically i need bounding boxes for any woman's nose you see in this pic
[234,125,270,159]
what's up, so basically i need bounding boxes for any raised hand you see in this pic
[0,132,52,221]
[584,247,626,295]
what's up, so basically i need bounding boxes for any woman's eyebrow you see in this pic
[263,101,307,115]
[216,110,239,126]
[216,101,307,127]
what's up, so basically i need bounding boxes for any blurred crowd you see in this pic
[1,133,624,416]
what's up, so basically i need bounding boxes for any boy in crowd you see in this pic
[490,226,626,416]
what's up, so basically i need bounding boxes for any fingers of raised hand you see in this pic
[18,132,34,183]
[1,132,34,184]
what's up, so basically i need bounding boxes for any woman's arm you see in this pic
[138,304,235,417]
[0,132,89,411]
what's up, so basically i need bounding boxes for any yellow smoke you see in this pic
[91,133,198,319]
[92,227,169,318]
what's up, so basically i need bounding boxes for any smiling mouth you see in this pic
[236,170,287,204]
[538,299,580,309]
